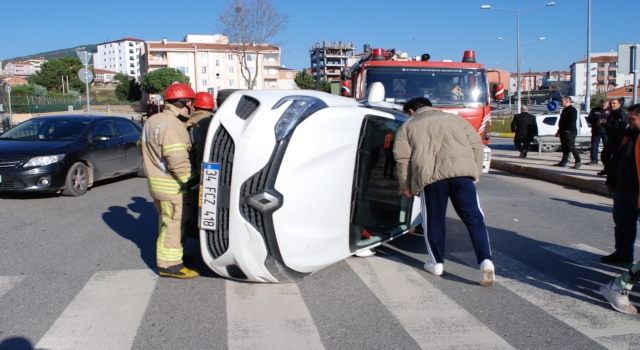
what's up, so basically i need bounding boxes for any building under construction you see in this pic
[309,40,356,82]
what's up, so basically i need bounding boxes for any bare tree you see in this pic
[217,0,288,90]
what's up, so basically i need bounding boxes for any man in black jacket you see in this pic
[586,99,610,165]
[511,105,538,158]
[554,96,581,168]
[599,98,628,175]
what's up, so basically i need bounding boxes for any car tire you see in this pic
[62,162,89,197]
[541,143,559,152]
[216,89,239,108]
[137,163,146,178]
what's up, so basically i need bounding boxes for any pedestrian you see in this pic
[139,83,199,279]
[599,98,628,176]
[585,99,610,165]
[553,96,582,169]
[599,103,640,314]
[394,97,495,286]
[511,105,538,158]
[599,103,639,265]
[187,92,215,238]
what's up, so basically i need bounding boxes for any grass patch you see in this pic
[491,118,514,133]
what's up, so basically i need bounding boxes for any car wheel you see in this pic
[541,143,559,152]
[62,162,89,196]
[137,163,146,178]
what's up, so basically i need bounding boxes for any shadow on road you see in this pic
[102,196,157,269]
[550,197,612,213]
[0,337,34,350]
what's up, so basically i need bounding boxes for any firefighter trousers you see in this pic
[153,196,191,269]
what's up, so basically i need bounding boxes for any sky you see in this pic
[2,0,639,74]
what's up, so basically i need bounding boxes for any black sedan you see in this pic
[0,115,144,196]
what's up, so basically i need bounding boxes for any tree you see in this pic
[315,79,331,93]
[590,91,607,109]
[140,68,190,95]
[217,0,288,89]
[28,56,90,93]
[116,78,142,102]
[294,70,314,90]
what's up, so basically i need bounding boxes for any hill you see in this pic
[2,44,97,67]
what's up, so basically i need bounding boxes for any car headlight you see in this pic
[23,154,65,168]
[272,96,328,141]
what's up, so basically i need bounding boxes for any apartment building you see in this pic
[570,52,634,97]
[96,37,144,79]
[27,57,47,72]
[278,67,297,89]
[4,61,36,78]
[508,70,571,93]
[140,34,281,98]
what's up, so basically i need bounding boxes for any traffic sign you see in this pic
[76,51,93,65]
[78,68,94,84]
[547,101,557,112]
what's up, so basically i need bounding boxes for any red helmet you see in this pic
[194,92,215,109]
[164,83,196,100]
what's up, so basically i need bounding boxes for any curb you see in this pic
[491,159,609,196]
[490,132,515,138]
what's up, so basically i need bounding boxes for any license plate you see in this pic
[199,163,220,230]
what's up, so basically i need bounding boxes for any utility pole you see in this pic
[585,0,592,113]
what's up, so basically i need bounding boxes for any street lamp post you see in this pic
[481,2,555,114]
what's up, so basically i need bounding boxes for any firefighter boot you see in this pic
[158,264,199,279]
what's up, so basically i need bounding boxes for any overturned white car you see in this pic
[198,89,423,282]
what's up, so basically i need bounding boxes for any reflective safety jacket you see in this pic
[140,104,197,201]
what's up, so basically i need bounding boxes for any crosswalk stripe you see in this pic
[35,269,158,350]
[542,243,626,278]
[0,276,24,299]
[453,250,640,350]
[226,280,324,350]
[347,256,514,349]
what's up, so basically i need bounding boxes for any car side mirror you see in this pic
[92,135,109,142]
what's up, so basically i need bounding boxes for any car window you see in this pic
[114,119,140,137]
[350,115,412,251]
[542,117,557,126]
[1,119,90,141]
[94,122,119,138]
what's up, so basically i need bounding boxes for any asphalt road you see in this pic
[0,167,633,349]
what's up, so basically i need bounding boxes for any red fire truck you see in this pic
[341,48,496,172]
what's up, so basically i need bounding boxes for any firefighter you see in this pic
[140,83,199,279]
[188,92,216,238]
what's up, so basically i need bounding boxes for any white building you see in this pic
[140,34,281,99]
[96,37,145,79]
[570,52,634,97]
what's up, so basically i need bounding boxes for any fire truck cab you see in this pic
[342,49,492,173]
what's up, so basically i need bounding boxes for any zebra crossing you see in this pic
[1,243,639,350]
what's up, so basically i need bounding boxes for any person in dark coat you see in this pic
[553,96,581,168]
[511,105,538,158]
[599,98,628,175]
[586,99,610,165]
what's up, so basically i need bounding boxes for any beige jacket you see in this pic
[393,106,484,195]
[140,104,197,201]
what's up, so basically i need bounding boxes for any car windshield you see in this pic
[0,119,92,141]
[363,67,488,107]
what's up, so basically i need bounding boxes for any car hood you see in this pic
[0,140,77,158]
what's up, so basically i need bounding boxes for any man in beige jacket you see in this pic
[394,97,495,286]
[140,83,199,279]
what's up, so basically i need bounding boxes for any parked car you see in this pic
[0,115,144,196]
[531,111,592,152]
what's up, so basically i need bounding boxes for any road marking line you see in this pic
[542,243,627,278]
[35,269,158,350]
[347,256,514,350]
[0,276,25,298]
[226,280,324,350]
[453,250,640,350]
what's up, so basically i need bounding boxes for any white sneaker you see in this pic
[424,262,444,276]
[355,249,375,257]
[480,259,495,286]
[600,281,638,314]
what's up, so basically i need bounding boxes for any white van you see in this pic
[532,110,592,152]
